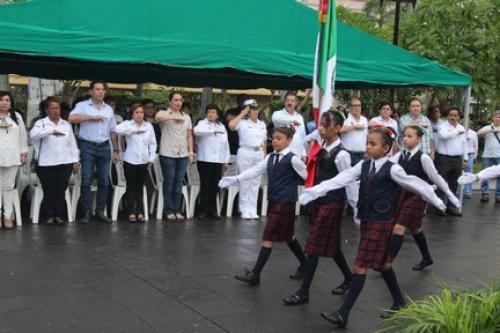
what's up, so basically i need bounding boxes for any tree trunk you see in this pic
[27,78,62,125]
[200,87,213,112]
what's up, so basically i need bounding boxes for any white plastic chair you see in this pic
[71,168,106,219]
[110,160,149,222]
[260,173,268,217]
[218,161,240,217]
[29,174,73,224]
[149,156,189,219]
[185,161,222,218]
[0,176,23,227]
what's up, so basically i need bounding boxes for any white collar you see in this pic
[369,156,389,170]
[323,138,341,152]
[404,146,419,158]
[274,147,291,156]
[43,116,64,126]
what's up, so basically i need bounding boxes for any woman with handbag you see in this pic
[0,91,28,229]
[30,97,80,225]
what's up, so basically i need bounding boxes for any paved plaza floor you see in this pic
[0,193,499,333]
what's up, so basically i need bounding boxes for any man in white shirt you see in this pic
[340,98,368,166]
[271,92,307,160]
[434,107,467,215]
[477,111,500,202]
[69,81,119,224]
[369,103,399,155]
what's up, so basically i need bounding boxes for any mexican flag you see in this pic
[305,0,338,188]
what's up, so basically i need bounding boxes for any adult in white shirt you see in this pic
[69,81,119,224]
[271,92,307,159]
[477,111,500,202]
[369,103,399,155]
[0,91,28,229]
[229,101,267,219]
[30,97,80,225]
[435,107,467,215]
[463,124,478,198]
[115,104,157,222]
[427,105,443,148]
[340,98,368,166]
[194,104,230,219]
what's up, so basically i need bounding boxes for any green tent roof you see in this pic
[0,0,471,89]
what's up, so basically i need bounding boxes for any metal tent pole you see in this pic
[458,85,472,212]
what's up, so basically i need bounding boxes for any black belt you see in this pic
[80,139,110,148]
[436,153,461,159]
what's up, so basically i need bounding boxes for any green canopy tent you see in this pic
[0,0,471,90]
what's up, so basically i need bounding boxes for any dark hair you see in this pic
[43,96,61,111]
[446,106,461,116]
[272,125,295,139]
[236,94,250,106]
[284,91,297,100]
[409,97,421,105]
[90,80,106,90]
[320,111,345,128]
[379,102,392,110]
[205,103,223,123]
[142,98,155,106]
[403,125,425,138]
[168,91,183,102]
[129,103,144,117]
[0,90,18,125]
[370,127,397,154]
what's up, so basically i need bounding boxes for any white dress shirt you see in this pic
[271,109,307,157]
[236,118,267,148]
[194,118,230,164]
[478,124,500,158]
[0,111,28,167]
[341,113,368,152]
[436,121,467,158]
[30,117,79,166]
[369,116,399,134]
[69,99,116,142]
[235,147,307,182]
[466,129,478,156]
[391,147,459,205]
[114,120,157,164]
[302,156,443,209]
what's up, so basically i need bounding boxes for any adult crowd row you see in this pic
[0,83,498,227]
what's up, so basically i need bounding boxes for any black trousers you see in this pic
[38,163,72,219]
[197,161,223,215]
[435,153,462,205]
[123,162,148,215]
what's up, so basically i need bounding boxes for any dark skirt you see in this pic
[354,219,395,271]
[305,201,344,256]
[395,189,427,231]
[262,202,296,242]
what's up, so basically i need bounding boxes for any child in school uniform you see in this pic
[299,127,446,327]
[219,126,307,285]
[390,125,461,270]
[283,111,355,305]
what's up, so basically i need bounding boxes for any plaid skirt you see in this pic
[262,202,296,242]
[354,219,395,271]
[305,201,344,256]
[395,189,427,231]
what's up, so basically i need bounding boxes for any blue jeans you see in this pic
[160,156,188,214]
[79,141,111,215]
[480,157,500,198]
[463,153,475,196]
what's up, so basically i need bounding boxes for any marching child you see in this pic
[390,125,461,270]
[299,127,446,327]
[283,111,355,305]
[219,126,307,285]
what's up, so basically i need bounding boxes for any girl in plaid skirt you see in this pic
[300,127,447,327]
[283,111,355,306]
[390,125,461,270]
[219,126,307,286]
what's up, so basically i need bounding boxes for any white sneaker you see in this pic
[250,214,259,219]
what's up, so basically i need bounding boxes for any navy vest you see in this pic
[357,160,398,221]
[398,150,429,182]
[315,145,347,204]
[267,152,302,203]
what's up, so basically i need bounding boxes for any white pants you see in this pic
[237,147,264,216]
[0,166,19,219]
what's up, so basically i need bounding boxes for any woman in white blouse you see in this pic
[229,100,267,219]
[30,97,80,225]
[115,103,157,223]
[193,104,230,219]
[0,91,28,229]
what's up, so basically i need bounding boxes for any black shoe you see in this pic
[235,269,260,286]
[380,304,405,319]
[480,195,489,202]
[321,311,347,327]
[289,266,304,280]
[46,217,55,225]
[209,213,222,220]
[412,259,433,271]
[331,280,351,295]
[198,212,207,220]
[94,213,111,223]
[54,217,66,225]
[436,209,447,217]
[446,207,462,216]
[283,293,309,305]
[79,213,90,224]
